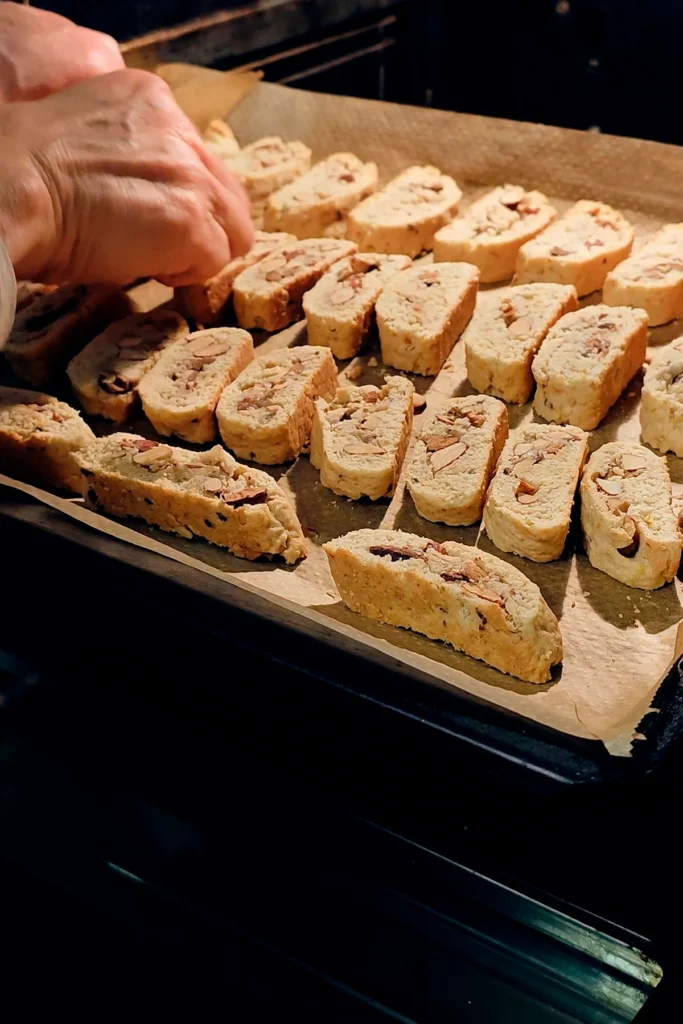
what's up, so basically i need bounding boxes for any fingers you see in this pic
[193,143,254,258]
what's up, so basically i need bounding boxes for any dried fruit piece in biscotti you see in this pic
[464,283,578,404]
[138,328,254,444]
[433,185,556,283]
[76,434,307,563]
[407,395,508,526]
[376,262,479,376]
[310,376,413,500]
[67,309,188,423]
[324,528,562,683]
[225,136,311,201]
[203,119,241,160]
[580,441,680,589]
[217,346,337,464]
[641,337,683,456]
[603,224,683,325]
[532,304,647,430]
[483,424,588,562]
[14,282,56,313]
[514,200,634,296]
[302,252,411,359]
[346,165,462,258]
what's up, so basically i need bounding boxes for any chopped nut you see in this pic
[550,246,572,256]
[514,457,539,477]
[516,478,538,499]
[99,372,133,394]
[514,442,535,456]
[423,434,461,452]
[369,544,422,561]
[426,540,448,555]
[203,477,224,493]
[460,583,505,606]
[597,477,622,495]
[621,454,648,472]
[187,337,228,358]
[617,517,640,558]
[219,487,268,507]
[463,560,487,580]
[430,441,467,472]
[412,393,427,412]
[607,496,630,513]
[508,317,532,337]
[133,444,173,467]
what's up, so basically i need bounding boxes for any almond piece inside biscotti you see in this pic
[640,337,683,456]
[203,119,241,160]
[346,165,462,258]
[433,185,556,283]
[532,304,648,430]
[302,252,412,359]
[514,200,634,296]
[376,262,479,376]
[217,346,337,464]
[603,223,683,325]
[580,441,681,589]
[483,424,588,562]
[463,283,578,404]
[225,136,311,200]
[324,528,562,684]
[310,376,414,500]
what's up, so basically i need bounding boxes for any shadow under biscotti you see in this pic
[284,455,387,546]
[575,551,683,633]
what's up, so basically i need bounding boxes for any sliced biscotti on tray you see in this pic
[324,529,562,683]
[303,252,411,359]
[532,304,648,430]
[603,224,683,325]
[483,424,588,562]
[514,200,634,296]
[138,328,254,444]
[0,386,94,493]
[376,262,479,375]
[580,441,680,589]
[433,185,556,283]
[464,283,578,404]
[310,376,413,500]
[76,435,307,564]
[640,337,683,455]
[226,136,311,200]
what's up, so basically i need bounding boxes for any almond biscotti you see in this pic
[217,346,337,464]
[324,529,562,683]
[640,338,683,456]
[433,185,556,283]
[77,435,307,564]
[580,441,680,589]
[226,136,311,200]
[346,166,462,258]
[203,119,241,160]
[464,283,578,404]
[532,305,648,430]
[514,200,634,296]
[376,262,479,375]
[302,252,411,359]
[137,328,253,444]
[603,224,683,325]
[0,386,95,493]
[310,377,413,500]
[407,396,508,526]
[67,309,188,423]
[483,425,588,562]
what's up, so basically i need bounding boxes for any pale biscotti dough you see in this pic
[226,136,311,200]
[302,253,411,359]
[203,119,241,160]
[138,328,254,444]
[0,385,95,493]
[641,337,683,456]
[67,309,188,423]
[15,282,56,313]
[324,528,562,683]
[580,441,680,589]
[464,283,578,404]
[433,185,556,283]
[407,395,508,526]
[603,224,683,325]
[263,153,378,239]
[483,424,588,562]
[532,304,648,430]
[376,262,479,376]
[310,376,414,500]
[77,435,307,564]
[514,200,634,296]
[233,238,356,332]
[346,166,462,258]
[217,346,337,464]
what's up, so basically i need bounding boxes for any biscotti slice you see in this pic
[483,424,588,562]
[407,396,508,526]
[174,231,297,326]
[15,282,56,313]
[580,441,680,589]
[264,153,378,239]
[302,252,412,359]
[77,435,307,564]
[641,338,683,455]
[464,283,578,404]
[514,200,634,296]
[603,224,683,325]
[310,377,414,500]
[233,238,356,332]
[5,284,131,387]
[0,385,95,493]
[67,309,188,423]
[376,262,479,376]
[346,166,462,258]
[203,119,240,160]
[217,346,337,463]
[138,328,254,444]
[433,185,556,283]
[226,136,311,201]
[532,304,648,430]
[324,529,562,683]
